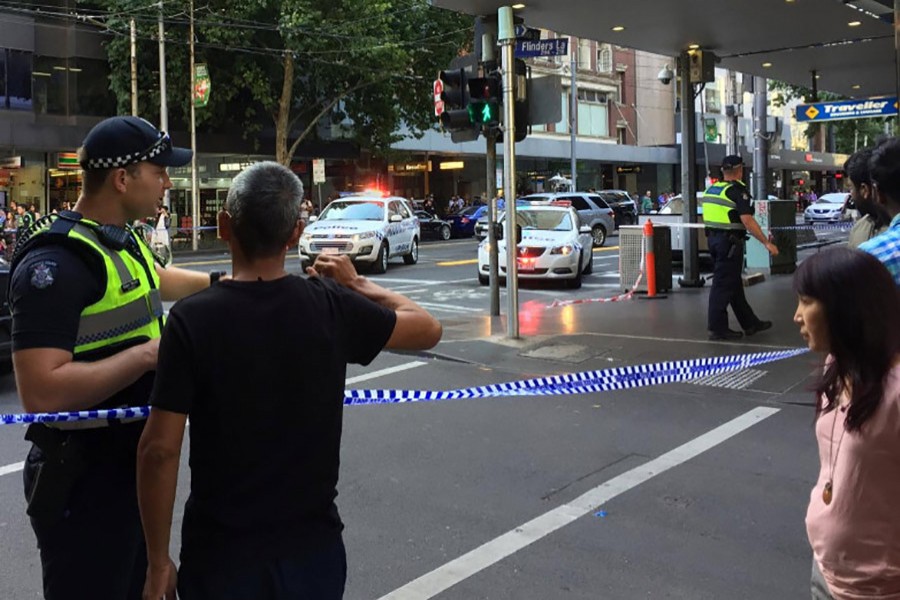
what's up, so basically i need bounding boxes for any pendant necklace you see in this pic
[823,404,847,506]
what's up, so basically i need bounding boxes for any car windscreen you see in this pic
[516,210,572,231]
[319,201,384,221]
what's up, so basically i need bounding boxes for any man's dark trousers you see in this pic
[707,231,760,334]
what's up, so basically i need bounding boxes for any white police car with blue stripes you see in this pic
[299,194,420,274]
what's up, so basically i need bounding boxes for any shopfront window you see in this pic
[33,56,69,115]
[2,49,33,111]
[73,57,115,116]
[576,90,609,138]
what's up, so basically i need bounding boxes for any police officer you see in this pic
[9,116,219,599]
[702,155,779,341]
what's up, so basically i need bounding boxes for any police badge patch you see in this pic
[30,260,58,289]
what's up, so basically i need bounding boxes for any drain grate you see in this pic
[689,368,767,390]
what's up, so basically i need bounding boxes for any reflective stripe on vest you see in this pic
[67,223,163,354]
[701,182,745,230]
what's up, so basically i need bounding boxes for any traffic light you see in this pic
[438,69,472,132]
[467,76,501,126]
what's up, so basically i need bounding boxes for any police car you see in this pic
[476,201,594,289]
[299,194,420,274]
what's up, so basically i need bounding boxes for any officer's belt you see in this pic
[43,415,145,431]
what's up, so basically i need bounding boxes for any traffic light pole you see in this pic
[499,6,518,339]
[486,129,500,316]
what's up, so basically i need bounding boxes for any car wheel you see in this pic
[372,242,389,274]
[478,271,489,286]
[583,251,593,274]
[403,238,419,265]
[440,225,451,241]
[591,225,607,247]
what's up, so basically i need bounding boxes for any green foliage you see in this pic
[80,0,471,160]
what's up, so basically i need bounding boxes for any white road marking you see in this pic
[414,302,475,315]
[379,406,780,600]
[0,461,24,478]
[0,364,429,479]
[371,277,446,285]
[346,361,428,385]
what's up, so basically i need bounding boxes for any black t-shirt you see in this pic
[723,180,754,224]
[9,239,156,411]
[150,275,396,562]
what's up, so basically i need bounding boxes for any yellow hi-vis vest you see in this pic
[18,217,164,357]
[701,182,746,230]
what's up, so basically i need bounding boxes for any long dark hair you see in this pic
[794,247,900,431]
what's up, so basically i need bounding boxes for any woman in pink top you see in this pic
[794,247,900,599]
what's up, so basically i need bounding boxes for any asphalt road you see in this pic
[0,230,834,599]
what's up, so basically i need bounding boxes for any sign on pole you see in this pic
[795,96,898,122]
[312,159,326,184]
[515,38,568,58]
[433,79,445,117]
[193,63,211,107]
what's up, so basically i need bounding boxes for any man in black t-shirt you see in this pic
[137,162,442,600]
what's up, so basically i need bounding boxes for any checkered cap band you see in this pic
[83,133,172,170]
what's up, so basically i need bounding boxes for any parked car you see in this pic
[298,194,420,274]
[803,192,852,224]
[477,202,593,289]
[518,192,615,246]
[448,205,489,238]
[414,210,452,241]
[597,189,638,227]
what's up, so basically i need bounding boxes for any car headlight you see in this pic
[550,245,574,255]
[352,231,377,242]
[301,233,313,241]
[480,241,491,252]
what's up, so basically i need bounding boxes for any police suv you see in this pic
[299,194,420,273]
[477,201,594,289]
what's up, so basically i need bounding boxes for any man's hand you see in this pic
[307,254,361,287]
[143,558,177,600]
[765,241,780,256]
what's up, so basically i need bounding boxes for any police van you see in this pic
[299,193,420,274]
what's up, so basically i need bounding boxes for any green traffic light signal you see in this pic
[468,100,499,125]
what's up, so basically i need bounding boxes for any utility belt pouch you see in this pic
[24,425,87,522]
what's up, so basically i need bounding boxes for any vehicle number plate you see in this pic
[322,247,339,255]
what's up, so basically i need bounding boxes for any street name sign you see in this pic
[796,96,898,122]
[515,38,568,58]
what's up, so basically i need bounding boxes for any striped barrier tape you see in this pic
[0,348,808,424]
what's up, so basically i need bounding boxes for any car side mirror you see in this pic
[494,222,504,240]
[579,225,591,234]
[389,214,402,223]
[309,216,318,223]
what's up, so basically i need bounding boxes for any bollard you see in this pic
[640,219,667,300]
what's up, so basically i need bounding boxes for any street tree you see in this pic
[83,0,471,165]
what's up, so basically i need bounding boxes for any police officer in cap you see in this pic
[702,155,778,341]
[9,116,222,599]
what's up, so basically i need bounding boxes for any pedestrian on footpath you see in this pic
[701,155,778,341]
[9,115,216,599]
[641,190,654,214]
[859,137,900,284]
[844,148,890,249]
[793,247,900,599]
[137,161,442,600]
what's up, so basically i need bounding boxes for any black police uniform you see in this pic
[704,180,767,337]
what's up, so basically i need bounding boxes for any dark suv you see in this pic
[597,190,638,228]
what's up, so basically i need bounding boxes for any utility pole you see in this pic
[725,70,738,155]
[499,6,519,339]
[570,41,577,191]
[130,18,138,116]
[678,50,702,287]
[752,76,769,202]
[190,0,200,251]
[158,1,170,208]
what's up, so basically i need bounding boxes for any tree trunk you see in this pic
[275,51,294,166]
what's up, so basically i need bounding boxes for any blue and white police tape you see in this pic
[0,348,808,425]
